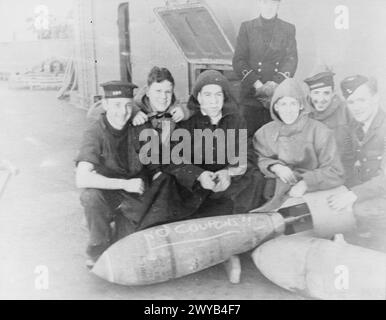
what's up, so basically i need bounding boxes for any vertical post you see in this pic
[73,0,97,109]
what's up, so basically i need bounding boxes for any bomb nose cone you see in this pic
[251,236,315,292]
[91,251,115,283]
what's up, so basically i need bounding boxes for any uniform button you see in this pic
[363,158,367,162]
[258,69,261,72]
[276,62,279,65]
[258,62,262,66]
[274,68,278,72]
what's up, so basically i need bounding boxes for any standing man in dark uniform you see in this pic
[232,0,298,137]
[328,75,386,252]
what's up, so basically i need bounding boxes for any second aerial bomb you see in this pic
[252,236,386,300]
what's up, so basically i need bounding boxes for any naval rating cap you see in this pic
[101,81,138,99]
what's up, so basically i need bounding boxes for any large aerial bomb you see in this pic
[252,236,386,300]
[92,213,289,286]
[91,186,356,286]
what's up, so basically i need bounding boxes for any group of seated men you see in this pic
[75,66,386,281]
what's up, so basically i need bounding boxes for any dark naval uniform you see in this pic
[233,16,298,136]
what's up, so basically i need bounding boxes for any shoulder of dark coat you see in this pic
[276,18,296,31]
[243,18,258,26]
[242,18,260,32]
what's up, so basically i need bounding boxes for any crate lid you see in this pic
[154,2,234,65]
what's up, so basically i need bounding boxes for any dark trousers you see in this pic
[80,189,138,259]
[194,167,266,217]
[80,174,207,259]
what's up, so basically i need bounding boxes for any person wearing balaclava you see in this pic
[252,78,344,211]
[233,0,298,138]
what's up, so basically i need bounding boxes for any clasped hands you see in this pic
[197,170,231,193]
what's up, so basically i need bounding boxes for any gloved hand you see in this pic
[261,81,278,97]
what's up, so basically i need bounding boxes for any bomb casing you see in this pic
[252,236,386,300]
[92,213,285,286]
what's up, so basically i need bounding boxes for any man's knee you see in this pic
[80,189,105,208]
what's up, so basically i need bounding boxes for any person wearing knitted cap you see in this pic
[165,70,265,283]
[253,78,344,211]
[328,75,386,251]
[166,70,264,213]
[304,68,357,185]
[233,0,298,138]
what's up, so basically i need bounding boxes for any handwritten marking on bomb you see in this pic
[92,213,284,286]
[142,216,264,251]
[146,231,242,251]
[144,216,255,239]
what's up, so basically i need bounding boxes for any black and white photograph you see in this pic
[1,0,386,303]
